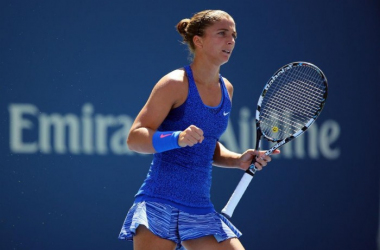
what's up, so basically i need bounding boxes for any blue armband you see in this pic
[152,131,181,153]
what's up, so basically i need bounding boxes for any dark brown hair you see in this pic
[176,10,232,54]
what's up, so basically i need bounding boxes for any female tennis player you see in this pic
[118,10,280,250]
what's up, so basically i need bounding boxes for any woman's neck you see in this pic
[190,58,220,86]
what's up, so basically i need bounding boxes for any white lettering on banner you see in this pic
[9,104,39,153]
[219,107,341,160]
[8,104,341,159]
[8,103,134,155]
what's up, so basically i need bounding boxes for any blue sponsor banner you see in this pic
[1,1,379,250]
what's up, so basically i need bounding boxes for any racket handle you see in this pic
[221,173,254,218]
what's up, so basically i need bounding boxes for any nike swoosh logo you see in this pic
[160,133,172,138]
[223,111,230,116]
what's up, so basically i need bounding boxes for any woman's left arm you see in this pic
[213,78,279,170]
[212,142,279,171]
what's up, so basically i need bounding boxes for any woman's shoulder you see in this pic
[221,76,234,100]
[162,67,187,84]
[154,68,188,92]
[151,68,188,107]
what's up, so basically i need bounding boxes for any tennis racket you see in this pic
[221,61,328,218]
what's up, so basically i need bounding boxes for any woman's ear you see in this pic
[193,35,203,49]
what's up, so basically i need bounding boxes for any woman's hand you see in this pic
[238,149,281,171]
[178,125,204,147]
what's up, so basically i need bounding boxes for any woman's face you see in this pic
[199,16,237,65]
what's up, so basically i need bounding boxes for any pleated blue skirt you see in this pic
[118,201,242,250]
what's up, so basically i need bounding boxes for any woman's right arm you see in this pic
[127,71,204,154]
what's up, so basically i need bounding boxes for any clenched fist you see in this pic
[178,125,204,147]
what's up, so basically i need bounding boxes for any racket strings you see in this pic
[270,67,326,106]
[288,67,327,101]
[260,113,303,139]
[262,89,323,129]
[267,80,324,117]
[266,84,320,116]
[280,76,326,103]
[262,94,321,128]
[260,112,303,139]
[259,65,327,140]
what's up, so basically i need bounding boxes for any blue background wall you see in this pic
[1,0,380,249]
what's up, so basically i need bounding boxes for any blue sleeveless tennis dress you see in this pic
[119,66,242,249]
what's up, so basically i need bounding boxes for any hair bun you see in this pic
[176,18,190,38]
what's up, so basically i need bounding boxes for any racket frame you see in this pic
[222,61,328,217]
[247,62,328,175]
